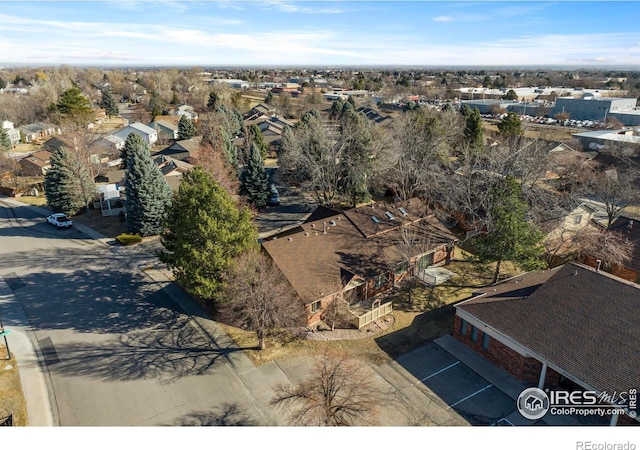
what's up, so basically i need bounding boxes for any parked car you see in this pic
[268,186,280,206]
[47,213,73,229]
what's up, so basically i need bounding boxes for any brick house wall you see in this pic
[584,255,640,284]
[453,315,560,386]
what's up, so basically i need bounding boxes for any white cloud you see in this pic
[433,16,453,22]
[262,0,352,15]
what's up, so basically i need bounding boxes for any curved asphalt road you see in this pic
[0,198,282,426]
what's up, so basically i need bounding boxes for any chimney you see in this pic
[629,220,634,230]
[596,259,602,271]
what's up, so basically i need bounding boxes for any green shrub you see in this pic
[116,233,142,245]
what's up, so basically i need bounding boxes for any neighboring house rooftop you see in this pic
[356,107,394,124]
[157,136,202,158]
[153,154,194,175]
[457,263,640,396]
[129,122,156,135]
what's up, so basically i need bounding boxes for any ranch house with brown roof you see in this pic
[262,198,457,329]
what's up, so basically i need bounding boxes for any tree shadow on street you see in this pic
[43,316,246,383]
[171,402,258,426]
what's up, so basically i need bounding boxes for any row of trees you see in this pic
[280,104,639,279]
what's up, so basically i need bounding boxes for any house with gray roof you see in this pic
[112,122,157,146]
[454,262,639,425]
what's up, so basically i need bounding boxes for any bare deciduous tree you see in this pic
[588,168,639,229]
[544,225,633,269]
[270,350,379,426]
[196,141,240,197]
[219,251,305,350]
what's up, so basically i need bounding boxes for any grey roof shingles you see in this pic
[457,263,640,395]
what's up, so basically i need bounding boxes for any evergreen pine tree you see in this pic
[463,107,485,150]
[160,166,258,300]
[99,89,119,117]
[498,111,524,138]
[177,115,197,140]
[240,143,271,207]
[44,147,95,215]
[248,123,268,160]
[0,127,11,151]
[207,92,220,111]
[472,175,545,283]
[123,133,172,236]
[55,84,95,129]
[221,128,239,173]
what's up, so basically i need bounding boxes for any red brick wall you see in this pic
[453,315,559,386]
[307,293,338,327]
[583,255,640,284]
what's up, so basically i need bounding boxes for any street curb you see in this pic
[0,277,57,426]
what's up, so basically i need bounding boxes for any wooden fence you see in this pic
[352,301,392,329]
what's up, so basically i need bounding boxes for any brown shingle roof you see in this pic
[457,263,640,395]
[262,198,457,304]
[343,198,429,238]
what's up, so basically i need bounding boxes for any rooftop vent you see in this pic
[288,237,293,241]
[371,216,381,224]
[330,220,336,226]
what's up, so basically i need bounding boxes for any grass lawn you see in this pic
[0,348,28,426]
[221,252,522,367]
[13,195,48,207]
[72,207,127,238]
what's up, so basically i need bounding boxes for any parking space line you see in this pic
[446,384,493,410]
[420,361,460,382]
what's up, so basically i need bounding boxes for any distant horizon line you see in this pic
[2,63,640,71]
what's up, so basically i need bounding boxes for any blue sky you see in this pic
[0,1,639,67]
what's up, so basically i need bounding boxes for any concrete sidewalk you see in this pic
[0,276,56,426]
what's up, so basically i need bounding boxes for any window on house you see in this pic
[395,261,408,275]
[482,333,491,350]
[374,273,389,289]
[310,301,321,313]
[471,326,479,343]
[459,319,468,336]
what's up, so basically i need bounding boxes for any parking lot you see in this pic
[396,343,517,425]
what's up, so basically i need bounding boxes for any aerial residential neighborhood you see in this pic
[0,1,639,447]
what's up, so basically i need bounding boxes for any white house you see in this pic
[112,122,158,146]
[2,120,21,148]
[176,104,198,121]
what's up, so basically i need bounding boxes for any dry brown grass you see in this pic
[13,195,47,207]
[221,253,523,366]
[0,348,28,426]
[72,207,126,238]
[483,122,576,143]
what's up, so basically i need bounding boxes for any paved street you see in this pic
[0,197,472,427]
[0,199,280,426]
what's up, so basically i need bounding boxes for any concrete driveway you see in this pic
[396,342,515,425]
